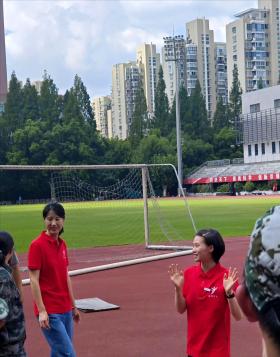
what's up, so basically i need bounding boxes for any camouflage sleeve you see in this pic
[0,279,12,301]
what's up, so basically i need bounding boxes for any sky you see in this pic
[4,0,257,99]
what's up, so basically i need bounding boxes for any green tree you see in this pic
[188,80,211,140]
[182,133,214,171]
[153,66,169,135]
[6,119,43,164]
[72,74,95,128]
[129,81,148,146]
[169,85,190,137]
[39,71,61,127]
[132,130,176,195]
[229,64,242,126]
[213,97,230,131]
[22,79,40,122]
[213,127,243,160]
[2,72,24,133]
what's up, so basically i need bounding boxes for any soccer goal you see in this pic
[0,164,195,274]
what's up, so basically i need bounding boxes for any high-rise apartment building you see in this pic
[215,42,228,104]
[186,43,198,96]
[136,43,160,115]
[0,0,7,111]
[92,96,111,138]
[226,8,270,93]
[258,0,280,86]
[162,35,188,106]
[111,61,140,139]
[186,18,217,117]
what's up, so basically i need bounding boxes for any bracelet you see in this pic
[226,292,235,299]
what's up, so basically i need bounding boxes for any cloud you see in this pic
[4,0,258,98]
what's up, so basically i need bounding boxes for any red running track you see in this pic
[21,237,262,357]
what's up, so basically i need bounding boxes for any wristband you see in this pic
[226,292,235,299]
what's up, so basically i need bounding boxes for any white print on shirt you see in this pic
[203,287,218,298]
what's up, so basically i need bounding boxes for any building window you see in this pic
[250,103,260,113]
[274,99,280,108]
[255,144,258,156]
[272,141,276,153]
[261,143,265,155]
[248,144,252,156]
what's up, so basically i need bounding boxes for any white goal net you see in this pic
[0,164,196,274]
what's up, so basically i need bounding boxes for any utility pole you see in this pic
[163,35,185,195]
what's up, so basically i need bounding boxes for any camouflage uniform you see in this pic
[245,205,280,312]
[0,264,26,357]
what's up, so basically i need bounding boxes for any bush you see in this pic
[244,181,255,192]
[217,183,230,193]
[235,182,243,193]
[197,184,213,193]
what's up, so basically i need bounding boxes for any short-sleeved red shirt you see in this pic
[28,231,72,316]
[183,263,236,357]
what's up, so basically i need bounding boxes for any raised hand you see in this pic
[168,264,184,290]
[223,267,238,295]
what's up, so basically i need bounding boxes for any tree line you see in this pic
[0,65,242,201]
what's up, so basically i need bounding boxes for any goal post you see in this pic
[0,164,196,271]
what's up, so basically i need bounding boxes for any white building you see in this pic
[186,18,217,118]
[226,8,270,94]
[136,43,160,116]
[111,61,140,139]
[215,43,228,104]
[241,85,280,163]
[92,96,111,138]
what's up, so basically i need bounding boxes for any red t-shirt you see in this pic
[183,263,236,357]
[28,231,72,315]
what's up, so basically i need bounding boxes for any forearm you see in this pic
[29,276,46,313]
[228,297,243,321]
[67,275,76,308]
[175,286,187,314]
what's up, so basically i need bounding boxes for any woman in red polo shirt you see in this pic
[28,202,80,357]
[168,229,242,357]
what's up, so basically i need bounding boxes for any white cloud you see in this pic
[4,0,258,98]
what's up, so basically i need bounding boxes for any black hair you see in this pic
[43,202,65,235]
[0,231,14,265]
[43,202,65,220]
[195,229,225,263]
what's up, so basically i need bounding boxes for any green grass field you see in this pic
[0,196,279,252]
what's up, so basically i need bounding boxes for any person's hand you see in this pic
[72,307,80,323]
[39,310,50,329]
[168,264,184,290]
[223,267,238,295]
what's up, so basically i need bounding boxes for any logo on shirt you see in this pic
[203,287,218,298]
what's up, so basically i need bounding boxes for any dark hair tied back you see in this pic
[0,232,14,265]
[43,202,65,219]
[196,228,225,263]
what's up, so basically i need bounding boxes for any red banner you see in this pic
[184,172,280,185]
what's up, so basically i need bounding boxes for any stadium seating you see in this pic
[188,160,280,179]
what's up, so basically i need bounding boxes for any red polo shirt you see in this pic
[183,263,236,357]
[28,231,72,316]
